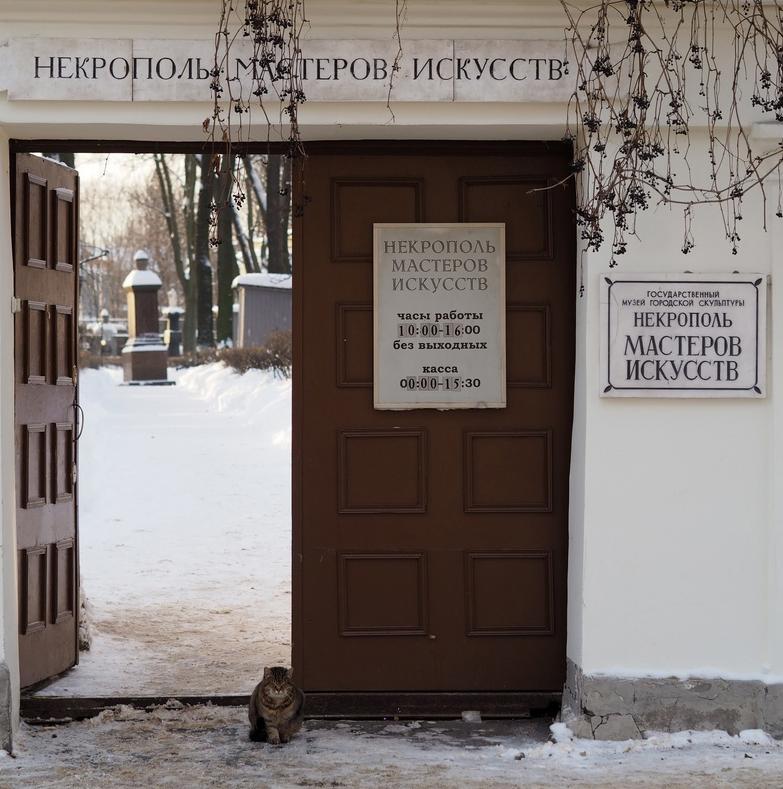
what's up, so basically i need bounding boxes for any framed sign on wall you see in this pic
[373,223,506,410]
[600,272,767,398]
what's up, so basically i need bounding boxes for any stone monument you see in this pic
[162,286,184,357]
[121,250,172,384]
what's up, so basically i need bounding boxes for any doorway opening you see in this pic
[17,145,294,702]
[15,139,575,720]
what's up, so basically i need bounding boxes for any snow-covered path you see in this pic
[36,364,292,697]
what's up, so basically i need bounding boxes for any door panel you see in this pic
[294,143,574,694]
[14,153,79,688]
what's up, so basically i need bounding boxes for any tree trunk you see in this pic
[280,156,292,273]
[183,282,197,354]
[245,168,261,273]
[56,152,76,168]
[243,154,291,275]
[194,154,216,348]
[230,202,257,274]
[184,155,198,272]
[153,153,196,352]
[183,155,199,352]
[265,155,289,274]
[216,158,239,344]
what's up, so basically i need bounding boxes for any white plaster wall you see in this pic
[0,0,575,141]
[0,0,779,712]
[567,266,589,669]
[0,128,20,739]
[578,142,776,678]
[765,183,783,679]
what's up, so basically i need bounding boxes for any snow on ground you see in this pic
[36,363,292,697]
[2,707,782,788]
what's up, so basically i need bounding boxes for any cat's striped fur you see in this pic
[248,666,304,745]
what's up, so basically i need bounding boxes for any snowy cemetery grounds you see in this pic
[2,704,783,787]
[35,363,292,697]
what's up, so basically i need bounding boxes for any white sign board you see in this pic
[0,38,571,103]
[374,224,506,410]
[601,273,767,398]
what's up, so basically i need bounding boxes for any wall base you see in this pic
[562,659,783,740]
[0,662,10,751]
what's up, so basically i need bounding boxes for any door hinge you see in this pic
[11,297,22,314]
[72,463,77,485]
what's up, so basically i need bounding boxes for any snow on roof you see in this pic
[232,272,292,290]
[86,322,118,337]
[121,342,168,354]
[123,269,162,289]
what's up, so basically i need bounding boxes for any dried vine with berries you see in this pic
[562,0,783,268]
[209,0,306,157]
[206,0,411,237]
[386,0,408,120]
[206,0,307,244]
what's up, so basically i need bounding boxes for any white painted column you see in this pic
[748,126,783,683]
[566,253,588,670]
[0,128,20,746]
[767,183,783,681]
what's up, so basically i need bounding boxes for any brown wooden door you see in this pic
[293,142,574,696]
[14,153,79,688]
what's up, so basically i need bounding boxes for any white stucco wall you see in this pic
[577,158,777,678]
[0,127,20,740]
[0,2,780,735]
[770,213,783,679]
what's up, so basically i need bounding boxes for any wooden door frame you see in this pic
[3,138,284,708]
[7,138,575,720]
[6,138,295,717]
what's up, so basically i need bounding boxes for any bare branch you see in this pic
[562,0,783,263]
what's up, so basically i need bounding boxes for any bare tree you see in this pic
[194,154,216,347]
[228,192,257,275]
[153,153,203,352]
[563,0,783,263]
[79,151,288,350]
[243,155,291,274]
[80,160,179,321]
[216,157,239,344]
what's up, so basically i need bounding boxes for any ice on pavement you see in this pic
[3,705,782,788]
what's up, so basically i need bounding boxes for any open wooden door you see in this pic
[13,153,79,688]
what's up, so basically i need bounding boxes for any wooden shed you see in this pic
[232,272,292,347]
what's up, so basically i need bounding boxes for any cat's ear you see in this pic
[286,668,294,679]
[263,667,271,679]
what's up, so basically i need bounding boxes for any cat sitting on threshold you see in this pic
[248,666,305,745]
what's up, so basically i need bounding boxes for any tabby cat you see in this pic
[248,666,305,745]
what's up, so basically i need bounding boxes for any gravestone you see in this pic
[121,250,171,384]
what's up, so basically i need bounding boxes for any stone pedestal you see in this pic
[121,250,172,385]
[163,293,184,357]
[122,341,169,382]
